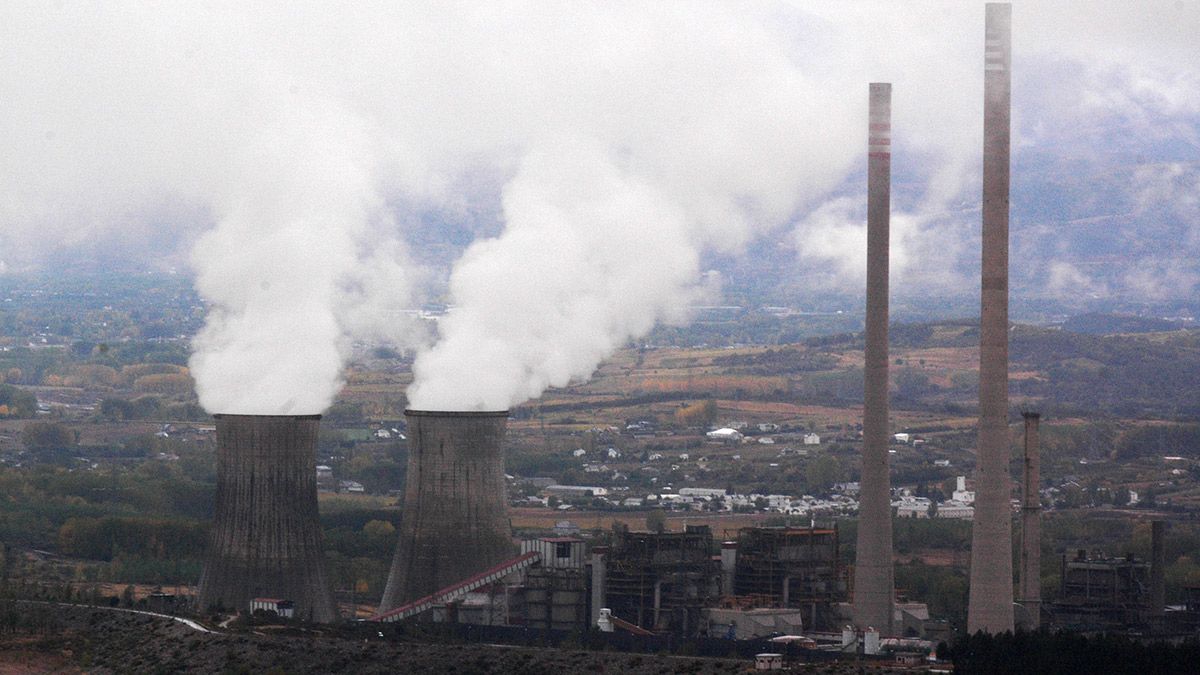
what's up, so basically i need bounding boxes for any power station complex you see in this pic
[192,2,1196,650]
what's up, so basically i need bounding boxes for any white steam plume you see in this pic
[3,2,1197,414]
[1,4,425,415]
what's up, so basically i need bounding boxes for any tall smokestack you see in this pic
[968,2,1014,635]
[198,414,337,622]
[378,410,514,612]
[1018,412,1041,628]
[1151,520,1165,616]
[854,82,895,634]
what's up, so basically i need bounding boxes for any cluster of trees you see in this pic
[628,373,790,399]
[940,630,1200,674]
[321,506,401,598]
[710,347,838,374]
[1011,326,1200,418]
[20,422,77,461]
[97,395,206,422]
[1115,423,1200,460]
[674,399,717,428]
[57,516,207,562]
[0,383,37,417]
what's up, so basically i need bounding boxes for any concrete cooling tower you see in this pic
[197,414,337,622]
[378,410,515,613]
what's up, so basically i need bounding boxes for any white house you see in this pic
[893,433,911,444]
[544,484,609,498]
[894,496,932,518]
[803,433,821,445]
[250,598,294,618]
[935,500,974,519]
[678,487,727,499]
[952,476,975,504]
[706,428,743,442]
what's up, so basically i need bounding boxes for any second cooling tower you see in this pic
[379,409,514,612]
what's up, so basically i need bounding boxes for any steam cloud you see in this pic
[2,2,1196,413]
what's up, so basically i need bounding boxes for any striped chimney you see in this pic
[854,82,895,634]
[968,2,1015,634]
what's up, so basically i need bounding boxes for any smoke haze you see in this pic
[2,2,1197,412]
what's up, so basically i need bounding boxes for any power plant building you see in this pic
[733,526,846,631]
[599,524,717,635]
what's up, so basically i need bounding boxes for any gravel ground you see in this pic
[2,606,756,674]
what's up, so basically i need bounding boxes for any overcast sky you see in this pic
[1,2,1197,410]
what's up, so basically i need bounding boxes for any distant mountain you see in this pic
[1061,313,1182,335]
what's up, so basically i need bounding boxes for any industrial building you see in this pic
[731,526,846,631]
[1048,550,1154,630]
[599,524,718,635]
[1045,521,1168,632]
[369,524,855,641]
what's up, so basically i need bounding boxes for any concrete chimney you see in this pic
[1018,412,1041,628]
[378,410,514,612]
[968,2,1014,635]
[591,546,609,627]
[198,414,337,622]
[1151,520,1165,615]
[854,82,895,635]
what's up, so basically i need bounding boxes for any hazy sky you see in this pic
[1,1,1197,411]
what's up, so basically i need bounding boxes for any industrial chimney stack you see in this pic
[378,410,515,612]
[1018,412,1041,628]
[854,82,895,635]
[968,2,1015,635]
[198,414,337,622]
[1151,520,1166,616]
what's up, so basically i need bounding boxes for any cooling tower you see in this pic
[854,82,895,634]
[968,2,1015,635]
[1018,412,1041,628]
[378,410,514,612]
[197,414,337,622]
